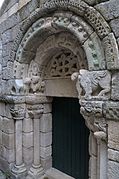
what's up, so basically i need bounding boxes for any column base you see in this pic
[26,164,44,179]
[11,163,27,179]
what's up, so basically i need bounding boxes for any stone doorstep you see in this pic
[40,168,75,179]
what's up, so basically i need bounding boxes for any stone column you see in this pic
[94,131,107,179]
[10,106,27,178]
[27,105,44,179]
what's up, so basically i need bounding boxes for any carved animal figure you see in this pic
[23,76,45,94]
[71,69,111,99]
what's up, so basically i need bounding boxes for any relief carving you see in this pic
[45,51,80,79]
[24,60,45,94]
[80,100,107,138]
[10,106,25,120]
[23,76,45,94]
[71,69,111,99]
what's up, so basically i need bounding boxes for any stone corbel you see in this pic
[80,100,107,136]
[27,104,44,179]
[10,106,27,178]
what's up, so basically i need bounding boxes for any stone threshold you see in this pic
[40,168,75,179]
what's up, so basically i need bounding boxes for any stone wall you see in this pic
[0,0,119,179]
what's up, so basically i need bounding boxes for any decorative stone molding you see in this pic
[80,100,106,133]
[13,13,105,75]
[71,69,111,100]
[10,107,25,120]
[9,0,119,75]
[103,102,119,121]
[103,33,119,70]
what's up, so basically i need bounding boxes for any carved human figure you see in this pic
[71,69,111,99]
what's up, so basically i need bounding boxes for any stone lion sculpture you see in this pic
[71,69,111,99]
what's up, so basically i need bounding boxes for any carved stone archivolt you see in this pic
[10,0,118,75]
[14,13,105,75]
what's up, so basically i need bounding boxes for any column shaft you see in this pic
[33,118,40,166]
[15,120,23,166]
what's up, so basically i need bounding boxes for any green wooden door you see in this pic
[52,97,89,179]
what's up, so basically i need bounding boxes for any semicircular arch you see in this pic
[14,12,106,79]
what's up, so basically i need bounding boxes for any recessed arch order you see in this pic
[12,0,119,79]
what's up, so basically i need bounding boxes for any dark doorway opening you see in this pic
[52,97,89,179]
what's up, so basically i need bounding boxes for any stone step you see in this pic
[44,168,74,179]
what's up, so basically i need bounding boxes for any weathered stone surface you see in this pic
[108,161,119,179]
[40,146,52,158]
[23,132,33,148]
[2,56,9,67]
[1,146,15,163]
[0,0,119,178]
[2,133,14,150]
[2,62,14,80]
[23,118,33,133]
[95,0,119,21]
[108,121,119,151]
[103,33,119,70]
[111,72,119,100]
[89,132,97,157]
[2,118,14,134]
[110,18,119,37]
[2,43,13,58]
[41,156,52,170]
[0,103,5,117]
[104,102,119,121]
[40,132,52,147]
[1,29,13,45]
[108,149,119,163]
[40,114,52,133]
[43,104,52,114]
[23,147,33,167]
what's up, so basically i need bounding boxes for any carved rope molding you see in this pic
[9,0,119,72]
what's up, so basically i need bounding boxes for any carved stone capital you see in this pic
[80,100,106,134]
[27,105,44,119]
[80,100,103,118]
[10,107,25,120]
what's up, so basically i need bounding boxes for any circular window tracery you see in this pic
[44,50,86,79]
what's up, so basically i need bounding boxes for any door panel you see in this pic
[52,97,89,179]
